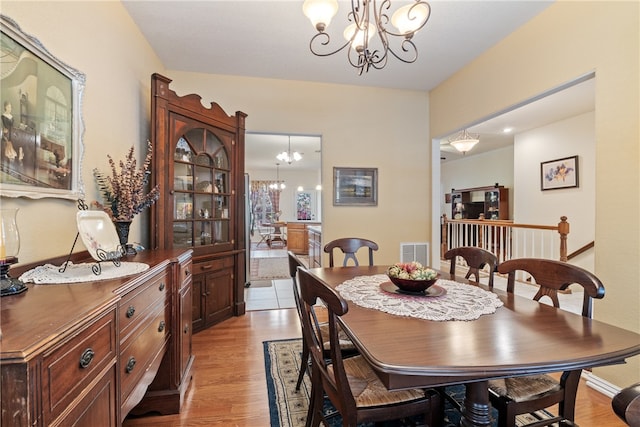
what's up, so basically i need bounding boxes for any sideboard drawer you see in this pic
[42,308,117,424]
[119,302,169,403]
[119,271,170,340]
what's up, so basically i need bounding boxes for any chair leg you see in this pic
[296,344,309,391]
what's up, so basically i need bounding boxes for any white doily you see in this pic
[19,261,150,284]
[336,274,504,321]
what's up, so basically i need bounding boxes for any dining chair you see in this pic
[323,238,379,267]
[296,268,442,427]
[287,251,356,391]
[444,246,498,288]
[489,258,606,427]
[256,224,273,247]
[612,382,640,426]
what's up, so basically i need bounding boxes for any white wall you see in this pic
[514,112,595,270]
[441,145,514,219]
[2,2,164,263]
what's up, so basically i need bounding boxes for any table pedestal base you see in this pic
[460,381,493,427]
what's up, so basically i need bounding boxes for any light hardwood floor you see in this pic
[123,308,626,427]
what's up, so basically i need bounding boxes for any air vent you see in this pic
[400,243,429,266]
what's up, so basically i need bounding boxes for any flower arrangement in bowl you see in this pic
[387,261,439,293]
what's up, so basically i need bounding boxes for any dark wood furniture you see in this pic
[0,249,193,426]
[489,258,606,427]
[149,73,247,333]
[612,382,640,426]
[307,265,640,427]
[323,237,378,267]
[287,221,320,254]
[451,184,509,220]
[308,225,322,267]
[444,246,498,288]
[297,268,442,427]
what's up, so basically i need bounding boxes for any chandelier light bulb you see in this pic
[303,0,339,32]
[344,22,377,52]
[391,3,431,36]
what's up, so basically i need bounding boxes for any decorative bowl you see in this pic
[388,275,440,293]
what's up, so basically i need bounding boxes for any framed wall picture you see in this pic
[540,155,579,191]
[333,167,378,206]
[0,15,85,200]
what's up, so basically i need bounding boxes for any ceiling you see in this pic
[122,1,593,168]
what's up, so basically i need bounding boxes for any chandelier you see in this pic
[276,136,302,164]
[449,129,480,155]
[269,163,286,190]
[302,0,432,74]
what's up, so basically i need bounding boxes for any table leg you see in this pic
[460,380,492,427]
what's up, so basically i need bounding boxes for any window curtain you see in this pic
[250,180,282,227]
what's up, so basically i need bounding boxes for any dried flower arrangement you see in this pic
[93,141,160,222]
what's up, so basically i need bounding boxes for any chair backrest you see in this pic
[287,250,306,321]
[444,246,498,288]
[297,268,356,414]
[323,237,379,267]
[497,258,605,318]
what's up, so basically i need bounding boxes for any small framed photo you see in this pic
[541,155,579,191]
[333,167,378,206]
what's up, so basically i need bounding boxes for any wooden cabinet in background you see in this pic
[450,185,509,220]
[150,73,247,332]
[308,226,322,267]
[287,222,320,255]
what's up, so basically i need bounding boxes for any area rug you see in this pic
[251,257,290,280]
[264,339,555,427]
[249,279,273,288]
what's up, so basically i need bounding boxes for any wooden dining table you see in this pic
[308,265,640,427]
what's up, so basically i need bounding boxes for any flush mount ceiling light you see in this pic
[449,129,480,154]
[302,0,432,75]
[276,136,302,164]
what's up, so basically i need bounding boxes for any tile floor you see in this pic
[244,253,586,315]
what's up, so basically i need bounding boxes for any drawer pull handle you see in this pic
[200,264,213,270]
[183,324,189,334]
[126,306,136,318]
[79,348,94,369]
[158,320,166,332]
[159,282,165,291]
[185,269,191,276]
[125,357,136,374]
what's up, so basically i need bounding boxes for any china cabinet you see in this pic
[150,73,247,333]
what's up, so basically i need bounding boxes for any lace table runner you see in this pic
[336,274,503,321]
[19,261,150,284]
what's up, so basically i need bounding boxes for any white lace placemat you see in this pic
[336,274,503,321]
[19,261,150,284]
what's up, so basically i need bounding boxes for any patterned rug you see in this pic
[264,339,556,427]
[251,257,290,280]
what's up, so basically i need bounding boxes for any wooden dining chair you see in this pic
[612,382,640,426]
[489,258,606,427]
[286,251,356,391]
[444,246,498,288]
[296,268,442,427]
[323,238,379,267]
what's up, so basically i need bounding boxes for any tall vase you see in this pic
[113,220,135,256]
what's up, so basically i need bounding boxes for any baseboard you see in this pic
[583,370,622,398]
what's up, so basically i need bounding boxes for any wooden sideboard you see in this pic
[0,249,193,426]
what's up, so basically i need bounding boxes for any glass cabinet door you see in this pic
[172,127,232,251]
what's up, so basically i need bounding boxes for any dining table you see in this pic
[307,265,640,427]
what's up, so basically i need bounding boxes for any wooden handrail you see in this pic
[567,241,595,260]
[441,215,570,262]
